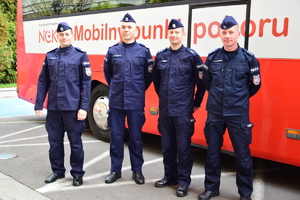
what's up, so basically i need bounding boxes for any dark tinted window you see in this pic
[22,0,184,19]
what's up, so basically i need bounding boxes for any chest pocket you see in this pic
[234,63,249,83]
[210,63,223,87]
[177,58,193,83]
[132,56,145,78]
[47,59,59,80]
[68,59,80,82]
[111,55,123,79]
[157,60,169,78]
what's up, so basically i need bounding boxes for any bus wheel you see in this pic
[88,84,110,142]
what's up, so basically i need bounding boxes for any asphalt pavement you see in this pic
[0,87,50,200]
[1,88,300,200]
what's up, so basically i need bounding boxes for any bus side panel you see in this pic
[17,53,44,104]
[17,53,107,107]
[250,58,300,167]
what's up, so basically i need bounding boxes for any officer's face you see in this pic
[168,28,185,46]
[219,25,240,50]
[56,29,73,48]
[120,22,137,44]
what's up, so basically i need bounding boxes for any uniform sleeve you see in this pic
[152,55,160,95]
[80,53,92,111]
[202,58,212,91]
[249,57,261,97]
[34,57,50,110]
[194,80,206,107]
[194,55,206,107]
[144,49,153,90]
[104,50,112,86]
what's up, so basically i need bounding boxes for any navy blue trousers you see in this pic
[108,108,145,172]
[46,110,85,177]
[204,113,253,197]
[158,115,195,186]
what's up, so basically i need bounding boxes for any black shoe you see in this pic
[73,175,83,186]
[176,185,188,197]
[105,172,121,183]
[155,178,178,188]
[45,173,65,183]
[240,196,252,200]
[198,190,220,200]
[132,172,145,184]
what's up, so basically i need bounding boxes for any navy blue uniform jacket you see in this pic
[104,41,153,110]
[203,46,261,116]
[153,45,206,117]
[35,45,91,111]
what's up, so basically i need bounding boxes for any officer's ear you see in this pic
[181,28,186,36]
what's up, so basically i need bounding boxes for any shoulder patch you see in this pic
[156,47,167,55]
[75,47,86,53]
[186,48,197,56]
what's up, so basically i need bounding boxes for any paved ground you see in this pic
[0,88,50,199]
[1,88,300,200]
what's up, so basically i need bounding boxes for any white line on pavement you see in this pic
[36,156,164,193]
[0,125,45,140]
[0,140,101,148]
[0,135,47,144]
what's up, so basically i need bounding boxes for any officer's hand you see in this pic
[194,106,200,112]
[35,110,43,117]
[77,109,87,120]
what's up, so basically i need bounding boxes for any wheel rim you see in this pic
[92,96,109,131]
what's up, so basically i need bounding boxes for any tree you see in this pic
[0,0,16,83]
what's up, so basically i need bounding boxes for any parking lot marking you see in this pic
[0,140,101,148]
[0,125,44,140]
[37,156,164,193]
[0,135,47,144]
[83,150,110,170]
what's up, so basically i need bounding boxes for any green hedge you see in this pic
[0,0,16,84]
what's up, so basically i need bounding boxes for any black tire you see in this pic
[88,84,111,142]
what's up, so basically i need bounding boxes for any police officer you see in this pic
[104,13,153,185]
[35,22,91,186]
[198,16,261,200]
[153,19,206,197]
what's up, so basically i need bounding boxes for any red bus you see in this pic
[17,0,300,167]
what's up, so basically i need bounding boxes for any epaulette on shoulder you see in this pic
[109,43,119,49]
[207,48,221,59]
[138,43,149,49]
[241,48,254,63]
[242,48,254,56]
[208,48,221,56]
[75,47,86,53]
[186,48,197,56]
[156,47,167,55]
[48,48,57,53]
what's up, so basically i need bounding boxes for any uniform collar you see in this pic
[169,44,184,53]
[221,44,240,61]
[122,40,136,47]
[57,44,73,53]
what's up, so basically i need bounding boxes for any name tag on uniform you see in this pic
[112,55,122,58]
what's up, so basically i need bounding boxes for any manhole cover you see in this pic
[0,153,17,159]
